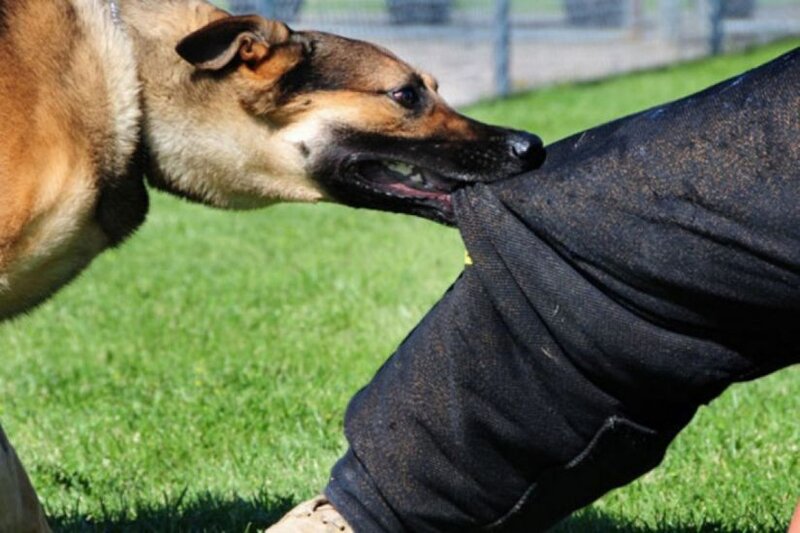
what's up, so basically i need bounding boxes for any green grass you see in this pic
[2,41,799,532]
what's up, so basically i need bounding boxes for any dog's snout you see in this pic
[507,131,545,168]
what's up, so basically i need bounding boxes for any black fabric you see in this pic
[326,47,800,532]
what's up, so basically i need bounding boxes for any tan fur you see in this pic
[122,0,327,208]
[0,0,141,318]
[0,0,333,319]
[280,90,480,140]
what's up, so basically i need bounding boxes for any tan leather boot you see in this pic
[265,495,353,532]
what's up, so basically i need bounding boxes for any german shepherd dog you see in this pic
[0,0,545,321]
[0,0,544,528]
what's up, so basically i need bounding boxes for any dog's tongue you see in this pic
[384,181,453,205]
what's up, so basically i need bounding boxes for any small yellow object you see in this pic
[464,250,473,266]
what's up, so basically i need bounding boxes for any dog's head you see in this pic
[173,14,545,224]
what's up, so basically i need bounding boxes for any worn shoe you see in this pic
[266,495,353,532]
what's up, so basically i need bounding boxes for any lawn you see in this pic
[1,41,798,532]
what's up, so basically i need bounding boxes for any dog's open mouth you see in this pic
[330,158,465,224]
[321,139,544,225]
[319,153,500,224]
[354,160,458,203]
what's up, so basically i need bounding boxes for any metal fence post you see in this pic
[709,0,724,55]
[494,0,511,98]
[659,0,681,43]
[255,0,276,18]
[629,0,644,39]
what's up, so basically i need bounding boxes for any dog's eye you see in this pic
[390,86,420,109]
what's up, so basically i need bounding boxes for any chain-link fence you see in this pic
[216,0,800,105]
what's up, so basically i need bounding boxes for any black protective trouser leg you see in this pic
[326,47,800,532]
[326,263,700,532]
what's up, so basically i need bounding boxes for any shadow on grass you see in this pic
[553,507,786,533]
[50,496,788,532]
[49,490,297,533]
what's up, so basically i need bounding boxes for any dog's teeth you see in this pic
[387,162,414,176]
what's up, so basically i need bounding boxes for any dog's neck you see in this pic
[114,0,324,208]
[66,0,143,182]
[48,0,150,247]
[116,0,241,205]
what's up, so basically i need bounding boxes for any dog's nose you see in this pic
[507,131,545,168]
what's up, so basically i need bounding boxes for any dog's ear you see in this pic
[176,15,292,71]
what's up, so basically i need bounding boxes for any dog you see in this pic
[0,0,545,321]
[0,0,545,529]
